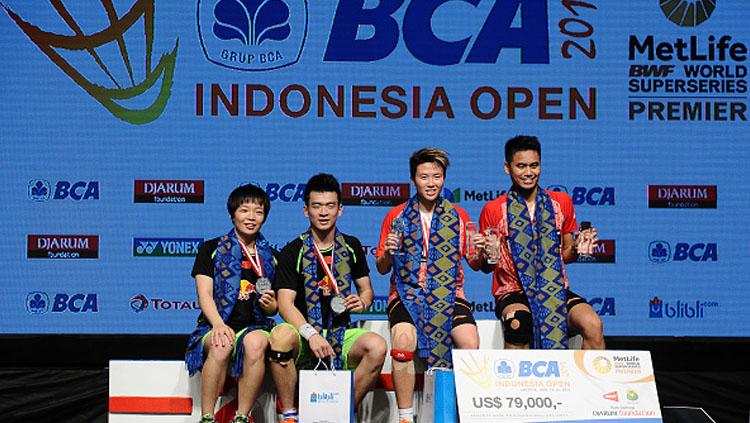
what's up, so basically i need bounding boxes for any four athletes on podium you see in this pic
[186,136,605,423]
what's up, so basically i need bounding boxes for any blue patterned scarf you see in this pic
[506,189,568,349]
[185,229,275,376]
[393,196,461,368]
[300,230,353,370]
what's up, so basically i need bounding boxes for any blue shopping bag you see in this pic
[421,368,457,423]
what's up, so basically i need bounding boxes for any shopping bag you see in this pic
[299,359,354,423]
[421,367,457,423]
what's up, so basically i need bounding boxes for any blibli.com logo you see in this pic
[197,0,308,71]
[26,292,98,315]
[324,0,550,65]
[648,241,717,263]
[309,392,339,404]
[547,185,615,206]
[649,296,719,319]
[28,180,99,201]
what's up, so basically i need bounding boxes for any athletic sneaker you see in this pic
[199,414,217,423]
[230,413,252,423]
[279,418,298,423]
[398,419,414,423]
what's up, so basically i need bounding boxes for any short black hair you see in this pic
[227,184,270,217]
[303,173,341,204]
[505,135,541,163]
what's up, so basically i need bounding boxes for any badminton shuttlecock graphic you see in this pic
[4,0,178,124]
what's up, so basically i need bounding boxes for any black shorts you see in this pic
[495,290,587,320]
[387,296,476,329]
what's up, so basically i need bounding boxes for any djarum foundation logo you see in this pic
[3,0,178,124]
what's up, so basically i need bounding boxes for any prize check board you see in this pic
[454,349,662,423]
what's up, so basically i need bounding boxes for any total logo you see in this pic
[649,296,719,319]
[197,0,308,71]
[324,0,550,65]
[648,241,717,263]
[129,294,200,313]
[26,292,99,315]
[28,180,99,201]
[547,185,615,206]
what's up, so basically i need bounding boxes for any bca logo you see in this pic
[265,183,306,202]
[547,185,614,206]
[197,0,308,71]
[493,359,515,378]
[26,292,98,314]
[28,180,99,201]
[649,241,717,263]
[26,291,49,314]
[518,360,560,378]
[589,297,615,316]
[325,0,550,65]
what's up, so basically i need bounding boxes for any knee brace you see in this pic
[502,310,533,345]
[390,349,414,362]
[267,348,294,363]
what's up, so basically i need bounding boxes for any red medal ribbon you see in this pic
[238,241,263,277]
[313,240,339,295]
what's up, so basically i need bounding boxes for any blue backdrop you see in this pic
[1,0,747,336]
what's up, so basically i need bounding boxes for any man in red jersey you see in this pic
[478,135,605,351]
[376,147,484,423]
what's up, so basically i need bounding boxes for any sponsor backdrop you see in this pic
[1,0,747,336]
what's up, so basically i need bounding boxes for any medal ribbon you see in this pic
[312,240,339,295]
[238,240,264,277]
[419,212,431,282]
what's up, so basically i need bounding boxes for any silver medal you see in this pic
[255,277,272,295]
[330,295,347,315]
